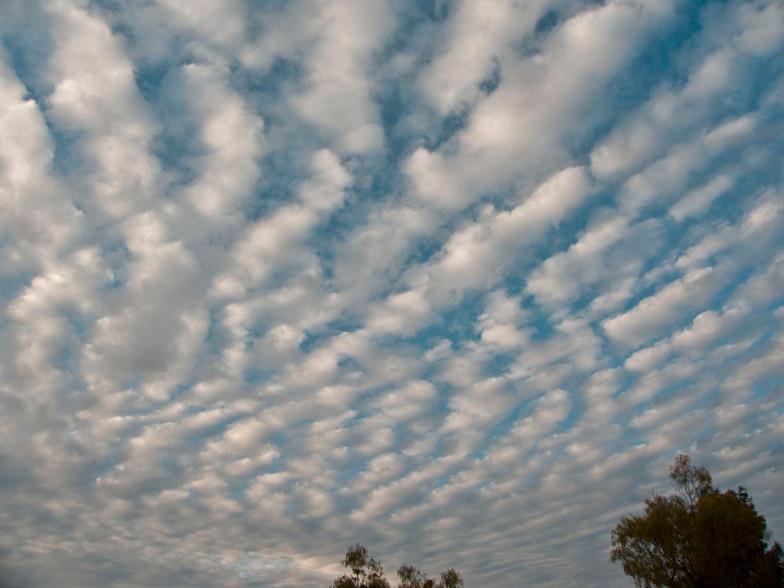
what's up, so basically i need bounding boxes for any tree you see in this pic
[332,544,390,588]
[331,545,463,588]
[438,568,463,588]
[397,564,463,588]
[397,563,427,588]
[611,454,784,587]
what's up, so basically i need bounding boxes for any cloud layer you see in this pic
[1,1,783,586]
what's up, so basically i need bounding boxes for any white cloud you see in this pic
[590,0,779,182]
[46,0,160,218]
[422,166,593,305]
[418,0,548,115]
[180,62,265,219]
[669,174,735,221]
[1,1,783,587]
[602,264,731,348]
[0,51,83,271]
[292,0,396,155]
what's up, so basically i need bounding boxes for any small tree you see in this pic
[611,454,784,587]
[332,544,390,588]
[439,568,463,588]
[397,563,427,588]
[331,546,463,588]
[396,564,462,588]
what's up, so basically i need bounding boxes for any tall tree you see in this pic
[611,454,784,587]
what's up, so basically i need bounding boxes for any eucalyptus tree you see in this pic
[331,545,463,588]
[611,455,783,587]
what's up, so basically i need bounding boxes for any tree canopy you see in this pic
[331,544,463,588]
[611,454,784,587]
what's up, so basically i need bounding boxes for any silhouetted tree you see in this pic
[438,568,463,588]
[332,544,390,588]
[397,563,427,588]
[611,454,784,587]
[396,563,462,588]
[332,545,463,588]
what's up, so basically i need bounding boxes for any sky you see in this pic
[0,0,783,586]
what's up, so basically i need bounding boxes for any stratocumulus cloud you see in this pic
[0,1,782,586]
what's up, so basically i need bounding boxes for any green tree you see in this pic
[611,454,784,587]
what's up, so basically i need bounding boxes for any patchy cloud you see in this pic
[1,1,783,586]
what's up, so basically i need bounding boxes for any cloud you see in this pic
[417,0,547,116]
[45,0,161,218]
[291,0,396,155]
[179,62,266,219]
[1,1,783,587]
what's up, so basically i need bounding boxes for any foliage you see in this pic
[438,568,463,588]
[331,545,463,588]
[611,454,784,587]
[397,563,428,588]
[332,544,390,588]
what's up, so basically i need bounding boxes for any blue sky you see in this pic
[1,0,783,586]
